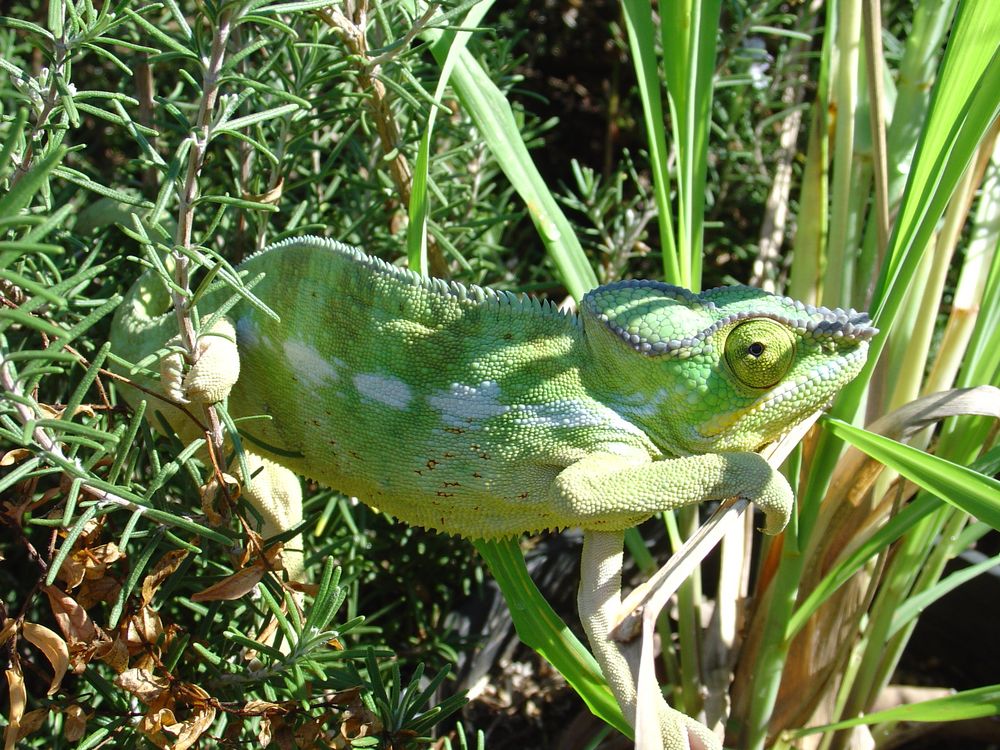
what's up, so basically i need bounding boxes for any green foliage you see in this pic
[2,0,999,748]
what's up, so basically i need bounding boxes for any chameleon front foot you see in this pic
[160,318,240,405]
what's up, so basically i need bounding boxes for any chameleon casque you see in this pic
[110,237,875,750]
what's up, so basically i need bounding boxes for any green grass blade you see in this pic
[801,0,1000,541]
[792,684,1000,735]
[888,551,1000,639]
[406,2,492,274]
[474,538,630,737]
[856,0,1000,388]
[424,24,598,299]
[824,418,1000,529]
[660,0,721,287]
[620,0,680,284]
[787,493,939,638]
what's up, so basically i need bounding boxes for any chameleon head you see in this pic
[581,281,878,455]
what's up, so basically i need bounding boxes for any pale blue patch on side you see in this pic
[512,399,648,438]
[602,441,646,458]
[612,388,670,419]
[353,372,413,409]
[282,339,341,387]
[428,380,508,426]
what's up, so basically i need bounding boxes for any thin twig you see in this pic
[0,350,147,516]
[170,11,235,477]
[9,34,68,188]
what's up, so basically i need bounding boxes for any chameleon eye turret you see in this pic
[723,319,796,389]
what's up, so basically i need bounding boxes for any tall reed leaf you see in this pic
[825,418,1000,529]
[424,20,597,299]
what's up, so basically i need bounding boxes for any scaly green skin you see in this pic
[110,236,875,750]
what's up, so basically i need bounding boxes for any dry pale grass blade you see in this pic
[21,622,69,696]
[752,386,1000,735]
[701,508,753,731]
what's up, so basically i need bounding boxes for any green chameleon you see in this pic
[110,237,875,750]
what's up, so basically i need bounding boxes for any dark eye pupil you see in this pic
[748,342,765,357]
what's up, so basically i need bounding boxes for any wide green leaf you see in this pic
[824,418,1000,529]
[474,538,630,737]
[424,19,598,299]
[792,684,1000,735]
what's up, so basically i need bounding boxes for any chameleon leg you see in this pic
[579,530,721,750]
[237,452,305,581]
[553,451,793,535]
[161,319,305,578]
[564,452,793,748]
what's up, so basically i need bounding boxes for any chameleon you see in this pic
[110,236,875,750]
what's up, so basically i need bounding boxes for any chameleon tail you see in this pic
[579,530,721,750]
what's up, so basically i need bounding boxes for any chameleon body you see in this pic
[110,236,875,749]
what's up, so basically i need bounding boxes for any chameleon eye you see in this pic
[724,319,796,388]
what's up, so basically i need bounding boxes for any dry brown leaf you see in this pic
[95,636,129,673]
[242,177,284,205]
[141,549,190,605]
[126,607,165,655]
[270,714,297,750]
[340,690,381,741]
[173,681,209,704]
[56,542,122,589]
[0,618,16,648]
[44,585,99,642]
[4,666,26,750]
[295,715,330,749]
[77,574,121,609]
[191,561,266,602]
[259,714,273,747]
[57,556,87,589]
[63,704,90,742]
[116,667,170,704]
[138,705,176,749]
[75,517,104,545]
[0,448,31,466]
[243,699,286,716]
[16,708,48,740]
[36,403,97,420]
[201,472,240,525]
[22,622,69,696]
[81,542,124,580]
[240,528,265,568]
[163,704,217,750]
[43,585,106,671]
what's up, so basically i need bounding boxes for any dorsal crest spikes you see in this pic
[253,235,578,323]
